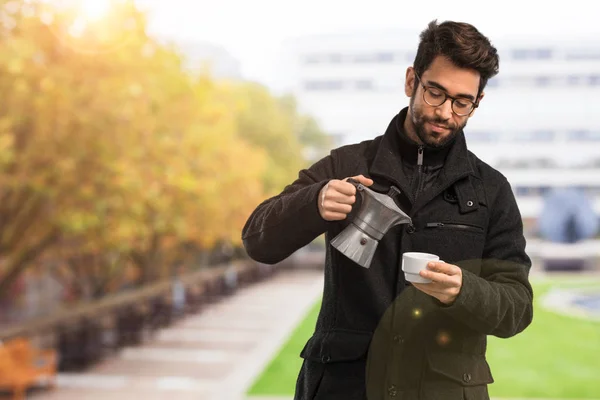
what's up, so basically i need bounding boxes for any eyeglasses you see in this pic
[414,72,478,116]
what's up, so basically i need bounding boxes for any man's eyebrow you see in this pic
[426,79,476,101]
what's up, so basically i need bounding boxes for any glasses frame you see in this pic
[414,72,479,117]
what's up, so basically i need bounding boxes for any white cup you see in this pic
[401,252,442,284]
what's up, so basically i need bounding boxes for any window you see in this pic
[303,80,344,91]
[535,76,551,87]
[588,75,600,86]
[351,52,397,63]
[301,53,343,64]
[468,131,500,142]
[352,54,375,63]
[567,130,600,141]
[514,186,552,196]
[516,130,556,142]
[511,48,553,60]
[565,49,600,60]
[302,52,401,65]
[500,74,600,87]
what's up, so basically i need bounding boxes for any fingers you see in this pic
[346,174,374,187]
[419,270,458,287]
[318,175,373,221]
[330,179,358,197]
[320,210,350,221]
[319,180,353,221]
[427,261,461,276]
[419,263,462,288]
[319,193,354,221]
[322,181,356,210]
[413,262,462,305]
[324,201,353,215]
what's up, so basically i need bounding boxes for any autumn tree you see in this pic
[0,0,329,300]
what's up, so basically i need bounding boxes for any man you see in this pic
[242,20,534,400]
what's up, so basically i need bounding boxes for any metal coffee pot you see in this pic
[331,180,412,268]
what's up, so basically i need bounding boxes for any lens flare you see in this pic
[41,0,139,55]
[436,330,451,346]
[80,0,112,22]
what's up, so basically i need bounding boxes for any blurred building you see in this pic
[276,29,600,232]
[173,39,242,80]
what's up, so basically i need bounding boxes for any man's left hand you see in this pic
[412,261,463,305]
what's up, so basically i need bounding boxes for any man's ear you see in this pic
[405,67,415,97]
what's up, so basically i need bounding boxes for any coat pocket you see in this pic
[298,330,372,400]
[425,351,494,386]
[419,220,486,265]
[300,329,372,363]
[425,221,484,234]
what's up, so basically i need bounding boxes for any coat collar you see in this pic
[369,108,475,203]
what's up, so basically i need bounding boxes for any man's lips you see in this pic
[428,122,451,133]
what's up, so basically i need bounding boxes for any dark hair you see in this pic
[413,20,499,96]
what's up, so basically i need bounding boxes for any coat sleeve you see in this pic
[241,151,340,264]
[440,177,534,338]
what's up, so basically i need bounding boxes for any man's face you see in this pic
[405,56,483,148]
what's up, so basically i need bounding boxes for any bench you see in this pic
[0,338,57,399]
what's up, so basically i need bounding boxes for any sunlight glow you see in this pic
[79,0,112,22]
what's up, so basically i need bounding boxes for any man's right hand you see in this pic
[318,175,374,221]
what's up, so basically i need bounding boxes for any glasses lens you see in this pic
[423,87,445,107]
[451,99,475,116]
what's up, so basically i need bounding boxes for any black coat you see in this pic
[242,109,534,400]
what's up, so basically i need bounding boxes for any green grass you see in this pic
[247,299,322,395]
[486,278,600,399]
[247,277,600,398]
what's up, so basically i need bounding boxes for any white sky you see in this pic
[134,0,600,87]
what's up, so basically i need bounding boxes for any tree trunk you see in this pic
[0,228,60,295]
[131,232,162,284]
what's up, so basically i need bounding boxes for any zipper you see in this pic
[414,145,424,200]
[426,222,484,232]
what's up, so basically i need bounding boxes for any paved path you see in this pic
[19,264,599,400]
[27,268,324,400]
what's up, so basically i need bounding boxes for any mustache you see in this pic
[425,117,455,130]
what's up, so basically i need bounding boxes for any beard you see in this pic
[409,96,467,149]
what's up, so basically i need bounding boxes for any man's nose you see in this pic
[435,98,454,120]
